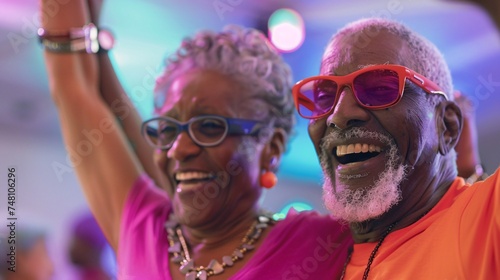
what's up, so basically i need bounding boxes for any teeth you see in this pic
[369,145,381,153]
[354,143,362,153]
[336,144,381,156]
[361,144,369,153]
[175,172,213,181]
[347,144,354,154]
[338,145,347,155]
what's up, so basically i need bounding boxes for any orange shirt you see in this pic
[344,168,500,280]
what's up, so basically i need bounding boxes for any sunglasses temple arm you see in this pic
[408,74,448,100]
[298,95,316,111]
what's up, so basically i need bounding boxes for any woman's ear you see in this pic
[260,128,286,171]
[437,100,463,155]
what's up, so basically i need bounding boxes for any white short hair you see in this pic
[323,17,454,100]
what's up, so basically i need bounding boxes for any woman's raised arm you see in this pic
[40,0,142,250]
[87,0,165,189]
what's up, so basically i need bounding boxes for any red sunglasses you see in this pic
[292,64,448,119]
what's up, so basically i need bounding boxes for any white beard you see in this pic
[320,128,407,222]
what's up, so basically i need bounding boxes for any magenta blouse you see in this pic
[117,174,352,280]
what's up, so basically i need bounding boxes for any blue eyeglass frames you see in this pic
[141,115,264,149]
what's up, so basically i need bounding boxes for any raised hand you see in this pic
[453,91,484,181]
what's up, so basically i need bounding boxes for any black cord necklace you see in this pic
[340,222,398,280]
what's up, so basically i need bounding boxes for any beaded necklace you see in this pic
[340,222,398,280]
[165,215,274,280]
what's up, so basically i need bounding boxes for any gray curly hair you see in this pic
[154,25,296,145]
[323,18,454,100]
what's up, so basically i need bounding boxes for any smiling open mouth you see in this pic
[334,143,382,164]
[175,171,216,184]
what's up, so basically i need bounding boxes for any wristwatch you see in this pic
[465,164,488,184]
[38,23,114,54]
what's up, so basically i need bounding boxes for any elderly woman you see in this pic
[39,0,351,279]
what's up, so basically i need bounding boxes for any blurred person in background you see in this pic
[0,226,54,280]
[68,212,114,280]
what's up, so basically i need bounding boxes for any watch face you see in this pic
[98,30,115,51]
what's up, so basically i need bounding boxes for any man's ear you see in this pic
[260,128,286,171]
[437,100,463,155]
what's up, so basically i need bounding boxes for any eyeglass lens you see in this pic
[298,69,401,118]
[144,117,228,148]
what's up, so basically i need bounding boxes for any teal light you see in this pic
[103,0,209,121]
[273,201,313,220]
[268,8,302,27]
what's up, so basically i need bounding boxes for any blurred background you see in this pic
[1,0,499,278]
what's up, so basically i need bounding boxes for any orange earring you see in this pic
[260,171,277,189]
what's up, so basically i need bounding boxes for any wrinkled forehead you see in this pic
[320,28,414,75]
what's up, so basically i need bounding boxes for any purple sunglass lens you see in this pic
[298,79,338,117]
[353,70,400,107]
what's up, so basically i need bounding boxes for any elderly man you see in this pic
[292,18,499,279]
